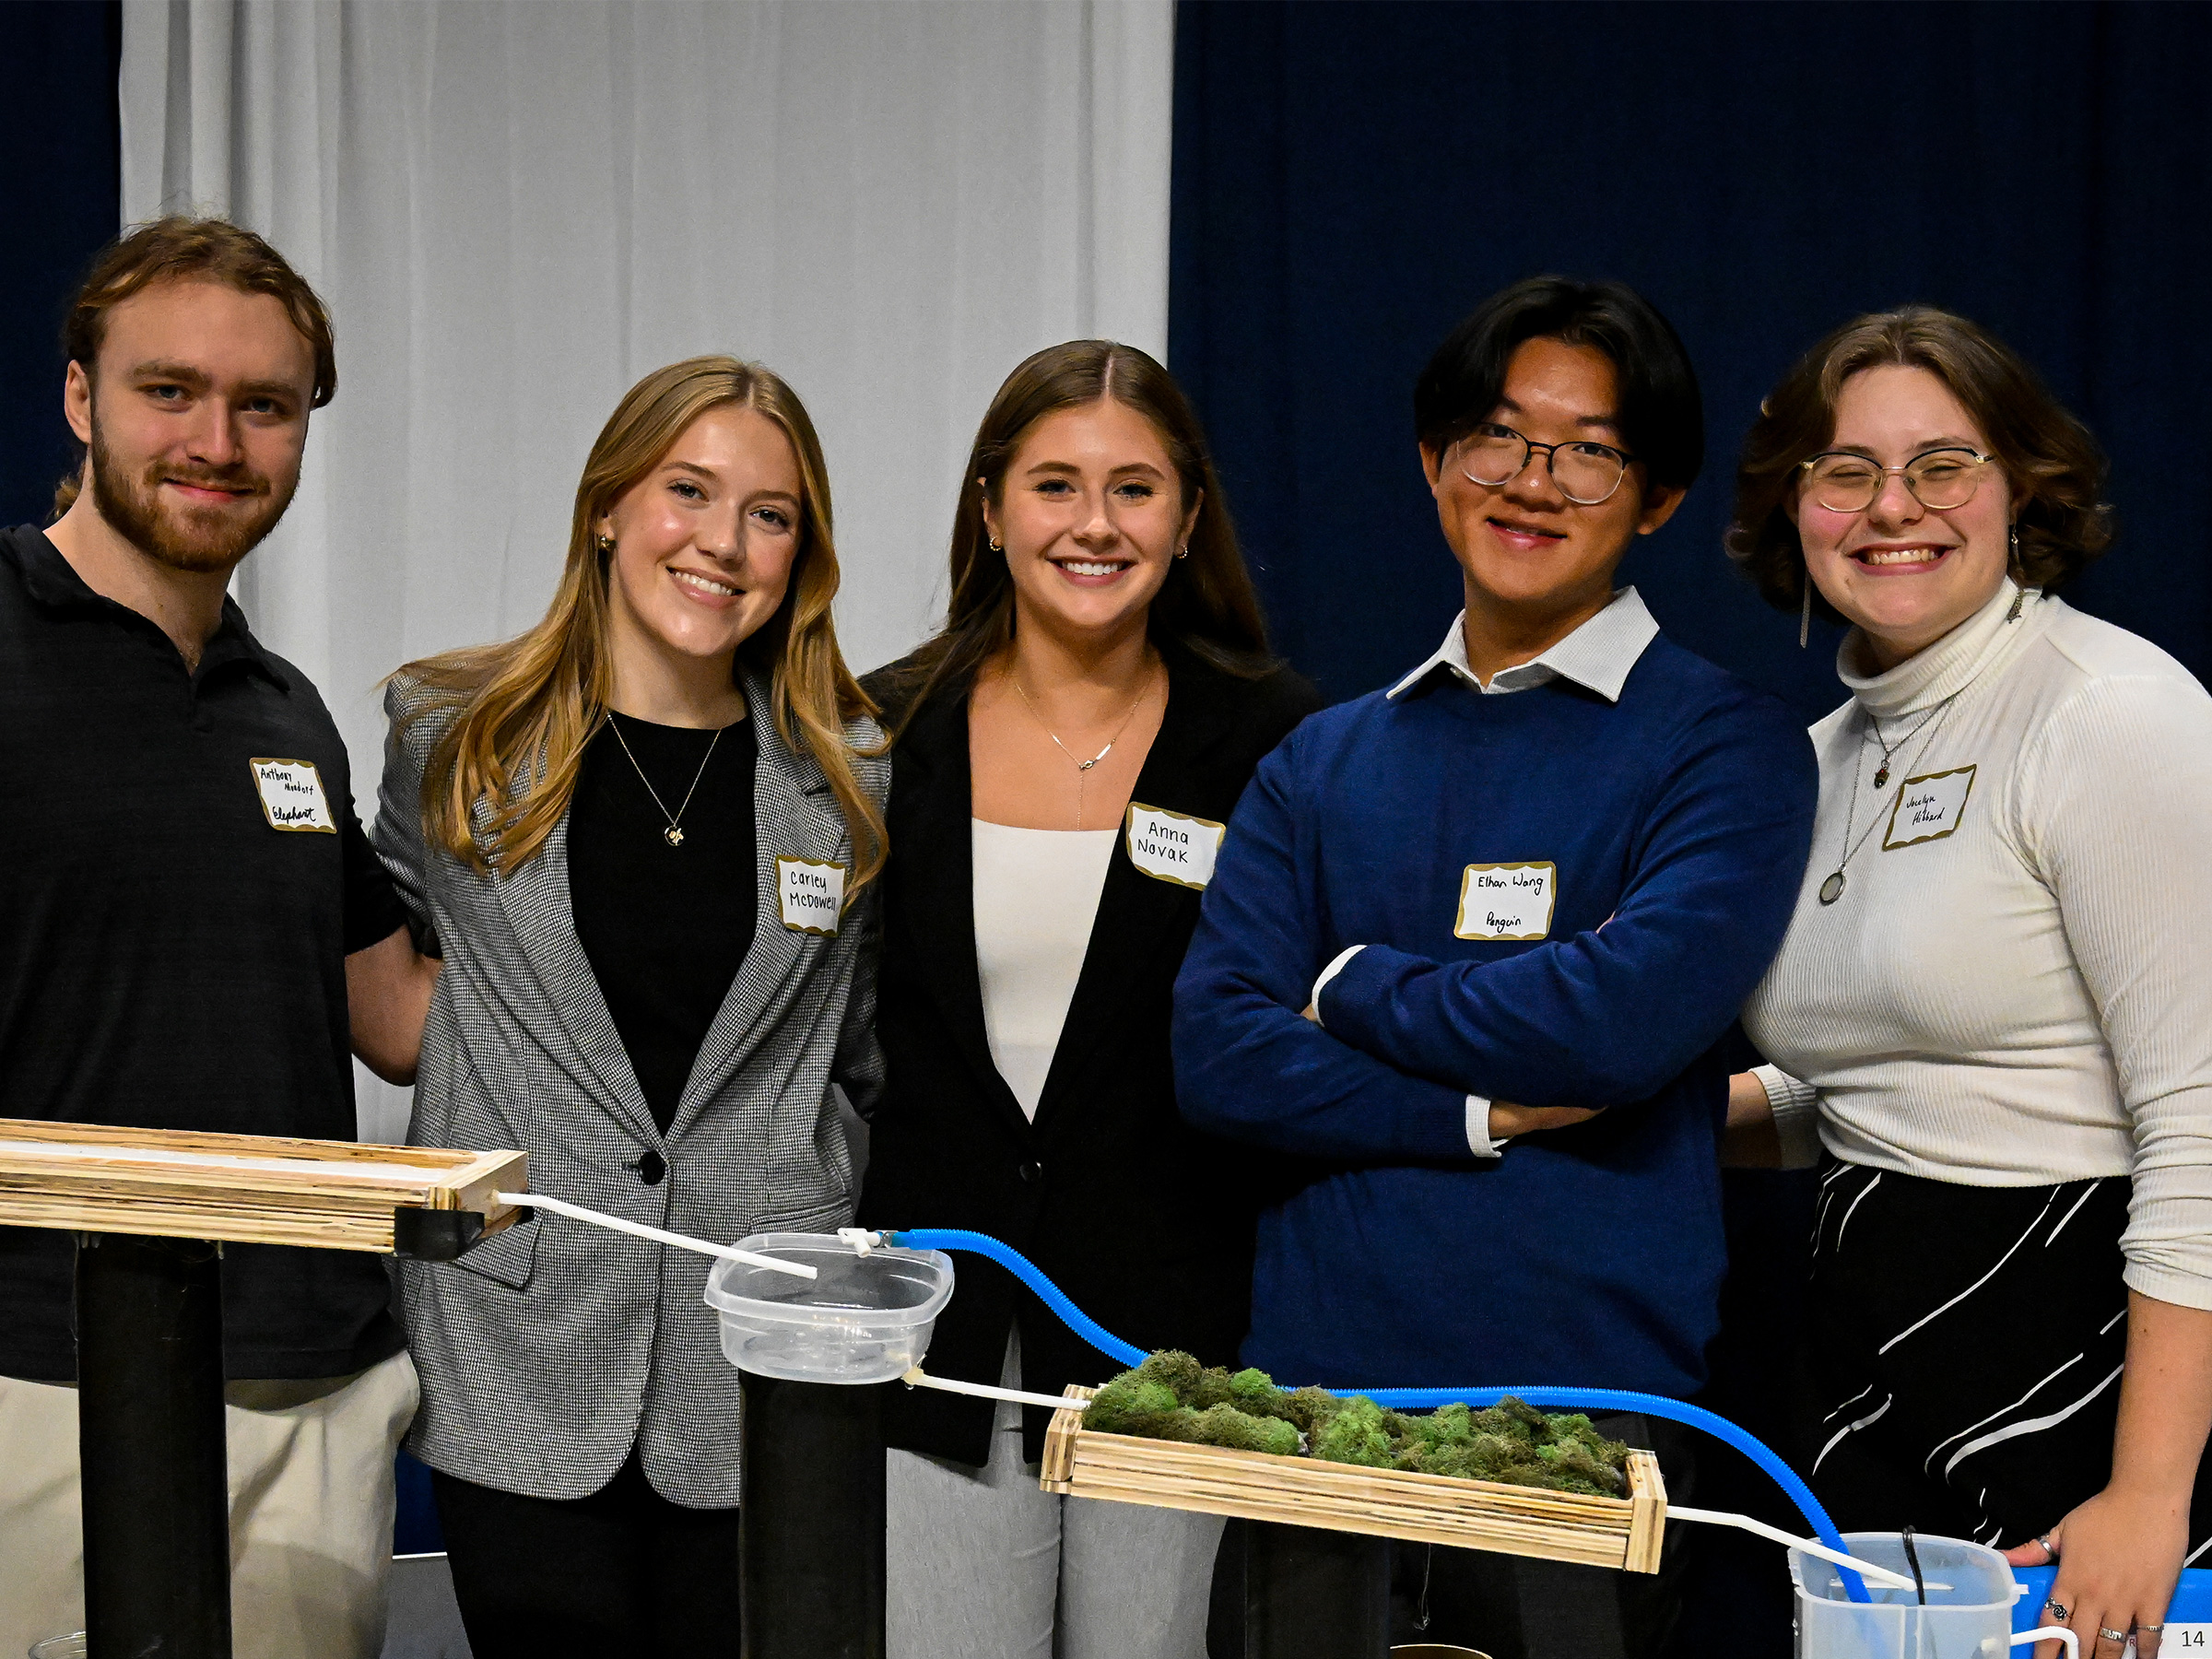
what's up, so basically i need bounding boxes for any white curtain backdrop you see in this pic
[120,0,1174,1140]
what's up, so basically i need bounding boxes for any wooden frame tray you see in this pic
[0,1118,526,1255]
[1041,1387,1666,1572]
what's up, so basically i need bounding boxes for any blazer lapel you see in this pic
[894,684,1031,1138]
[490,805,664,1146]
[1032,651,1241,1127]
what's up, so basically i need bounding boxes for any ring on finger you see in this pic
[2100,1629,2130,1643]
[2037,1532,2059,1560]
[2047,1600,2071,1620]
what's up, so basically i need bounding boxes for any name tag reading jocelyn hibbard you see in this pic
[1883,764,1976,851]
[1454,861,1557,941]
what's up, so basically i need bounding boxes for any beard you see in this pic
[88,413,299,576]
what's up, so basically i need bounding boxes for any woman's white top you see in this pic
[971,820,1117,1120]
[1742,579,2212,1309]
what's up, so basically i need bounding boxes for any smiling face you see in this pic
[68,277,315,574]
[982,397,1197,649]
[1420,336,1682,636]
[1792,364,2016,668]
[597,403,803,679]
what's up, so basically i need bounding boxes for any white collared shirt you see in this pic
[1320,587,1663,1155]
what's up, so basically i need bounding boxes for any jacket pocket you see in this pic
[747,1198,853,1237]
[450,1212,541,1290]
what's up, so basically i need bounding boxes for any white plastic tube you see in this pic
[900,1367,1085,1412]
[493,1192,817,1279]
[1666,1504,1924,1594]
[2012,1629,2080,1659]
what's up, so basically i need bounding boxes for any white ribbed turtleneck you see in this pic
[1743,579,2212,1310]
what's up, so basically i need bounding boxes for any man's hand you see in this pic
[347,926,441,1086]
[1487,1102,1604,1138]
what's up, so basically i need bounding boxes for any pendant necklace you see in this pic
[1818,694,1961,905]
[1010,665,1156,830]
[607,712,724,847]
[1865,701,1947,791]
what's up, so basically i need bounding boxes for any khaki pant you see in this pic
[0,1349,418,1659]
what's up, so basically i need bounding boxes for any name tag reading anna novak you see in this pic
[1124,802,1226,889]
[249,758,336,833]
[1454,861,1557,942]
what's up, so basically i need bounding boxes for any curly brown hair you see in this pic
[1726,306,2112,623]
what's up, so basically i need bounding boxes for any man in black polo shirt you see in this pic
[0,218,439,1657]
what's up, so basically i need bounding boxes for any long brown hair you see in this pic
[880,340,1274,729]
[402,355,886,897]
[1727,306,2112,623]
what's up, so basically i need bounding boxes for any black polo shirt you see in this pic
[0,524,407,1382]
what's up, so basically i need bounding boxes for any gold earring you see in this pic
[595,532,616,556]
[989,537,1003,552]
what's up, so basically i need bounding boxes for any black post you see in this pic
[75,1232,232,1658]
[737,1371,887,1659]
[1243,1521,1391,1659]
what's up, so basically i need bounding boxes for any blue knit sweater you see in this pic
[1173,633,1816,1397]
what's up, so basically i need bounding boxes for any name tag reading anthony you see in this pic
[1883,764,1976,851]
[1124,802,1226,889]
[249,758,336,833]
[776,856,845,935]
[1454,861,1556,941]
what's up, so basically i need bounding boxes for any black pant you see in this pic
[433,1449,743,1657]
[1803,1159,2212,1550]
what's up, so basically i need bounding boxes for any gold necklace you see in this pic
[606,712,723,847]
[1009,665,1157,830]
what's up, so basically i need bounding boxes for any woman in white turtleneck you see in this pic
[1724,307,2212,1659]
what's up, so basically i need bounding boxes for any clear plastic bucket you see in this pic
[703,1232,954,1384]
[1790,1532,2017,1658]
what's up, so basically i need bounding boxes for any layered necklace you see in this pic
[1009,663,1160,830]
[606,712,724,848]
[1816,695,1961,905]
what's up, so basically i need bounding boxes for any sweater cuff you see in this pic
[1310,946,1367,1025]
[1755,1065,1824,1170]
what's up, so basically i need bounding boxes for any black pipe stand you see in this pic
[1243,1521,1391,1659]
[737,1371,887,1659]
[76,1232,232,1658]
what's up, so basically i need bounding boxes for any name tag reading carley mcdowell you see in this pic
[776,856,846,935]
[1124,802,1226,889]
[1454,860,1557,942]
[1883,764,1976,851]
[249,757,336,832]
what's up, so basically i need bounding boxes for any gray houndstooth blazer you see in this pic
[373,666,887,1508]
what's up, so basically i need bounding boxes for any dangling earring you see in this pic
[2006,524,2026,621]
[1799,568,1813,650]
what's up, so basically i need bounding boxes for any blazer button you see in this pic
[635,1150,667,1186]
[1018,1160,1041,1184]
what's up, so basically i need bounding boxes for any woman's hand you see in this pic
[2006,1291,2212,1659]
[2004,1490,2186,1659]
[1722,1069,1783,1167]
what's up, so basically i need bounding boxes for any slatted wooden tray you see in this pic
[0,1118,526,1254]
[1041,1387,1666,1572]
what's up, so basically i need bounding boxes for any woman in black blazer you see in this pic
[860,340,1317,1659]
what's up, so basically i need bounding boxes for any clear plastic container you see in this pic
[703,1232,954,1384]
[1790,1532,2017,1659]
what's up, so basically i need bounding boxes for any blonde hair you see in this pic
[402,355,885,896]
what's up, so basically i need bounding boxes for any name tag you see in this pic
[776,856,845,935]
[1455,861,1556,941]
[1124,802,1225,889]
[1883,764,1976,850]
[249,758,336,833]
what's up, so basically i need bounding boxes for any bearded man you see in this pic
[0,218,438,1659]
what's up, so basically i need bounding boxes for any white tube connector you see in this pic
[1666,1504,1924,1594]
[901,1367,1086,1412]
[2011,1628,2080,1659]
[838,1227,883,1256]
[493,1193,817,1279]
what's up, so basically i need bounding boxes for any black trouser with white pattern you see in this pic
[1802,1159,2212,1557]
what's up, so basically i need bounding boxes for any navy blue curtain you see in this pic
[0,1,121,530]
[1172,6,2211,1651]
[1171,0,2212,720]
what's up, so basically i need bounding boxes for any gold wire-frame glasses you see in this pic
[1798,446,1996,514]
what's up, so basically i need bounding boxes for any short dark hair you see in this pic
[1413,276,1704,495]
[54,216,336,519]
[1726,306,2112,620]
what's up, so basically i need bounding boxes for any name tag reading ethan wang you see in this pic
[249,758,336,833]
[1124,802,1226,889]
[776,856,845,935]
[1454,861,1557,942]
[1883,764,1977,851]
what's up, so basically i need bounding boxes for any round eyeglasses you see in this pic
[1799,446,1996,514]
[1453,423,1636,506]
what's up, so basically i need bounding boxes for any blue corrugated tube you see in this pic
[885,1227,1870,1605]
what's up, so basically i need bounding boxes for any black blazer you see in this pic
[858,642,1321,1465]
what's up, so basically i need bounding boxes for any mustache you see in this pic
[150,459,273,500]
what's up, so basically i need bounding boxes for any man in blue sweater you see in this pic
[1175,278,1816,1657]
